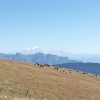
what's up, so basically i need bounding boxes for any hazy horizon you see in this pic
[0,45,100,55]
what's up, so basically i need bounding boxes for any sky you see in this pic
[0,0,100,54]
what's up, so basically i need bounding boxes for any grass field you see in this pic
[0,60,100,100]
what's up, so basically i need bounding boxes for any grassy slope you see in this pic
[0,60,100,100]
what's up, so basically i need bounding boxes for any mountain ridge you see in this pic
[0,52,81,65]
[57,63,100,75]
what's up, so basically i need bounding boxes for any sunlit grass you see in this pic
[0,60,100,100]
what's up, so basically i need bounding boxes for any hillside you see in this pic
[0,60,100,100]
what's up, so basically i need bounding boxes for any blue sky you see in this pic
[0,0,100,54]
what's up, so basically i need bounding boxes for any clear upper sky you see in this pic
[0,0,100,54]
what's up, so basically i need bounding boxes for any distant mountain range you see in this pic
[57,63,100,75]
[19,46,100,63]
[0,53,81,65]
[0,52,100,75]
[68,54,100,63]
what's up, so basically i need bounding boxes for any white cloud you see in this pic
[20,46,73,57]
[20,45,46,55]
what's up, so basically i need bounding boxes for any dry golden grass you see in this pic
[0,60,100,100]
